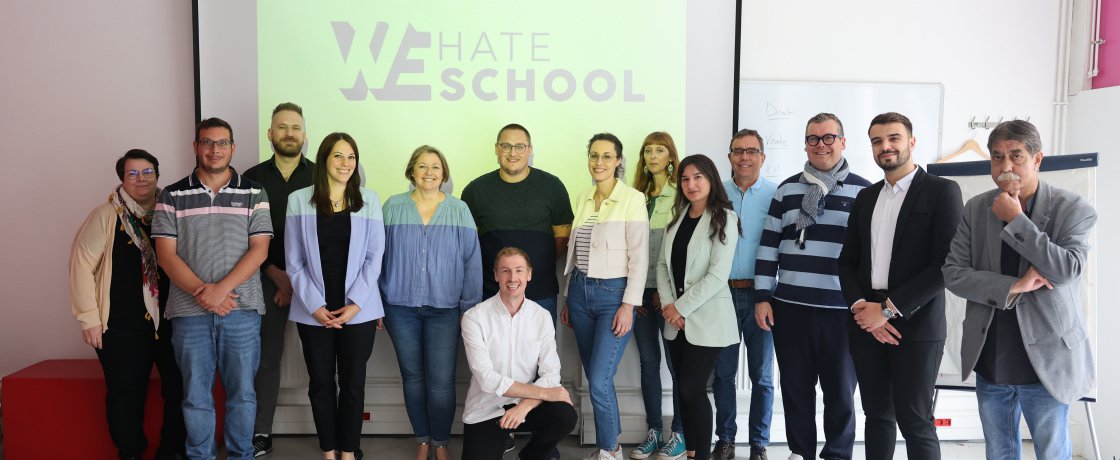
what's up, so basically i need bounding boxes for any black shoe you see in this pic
[748,445,767,460]
[504,433,516,454]
[252,434,273,457]
[355,447,364,459]
[710,441,735,460]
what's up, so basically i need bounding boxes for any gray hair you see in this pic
[805,112,844,137]
[988,120,1042,155]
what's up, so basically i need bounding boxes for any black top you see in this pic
[108,220,169,332]
[243,155,315,270]
[317,211,351,309]
[671,213,701,297]
[975,202,1040,385]
[460,169,573,300]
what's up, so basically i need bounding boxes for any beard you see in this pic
[271,138,303,157]
[876,148,910,171]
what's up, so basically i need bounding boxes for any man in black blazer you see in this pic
[837,112,963,460]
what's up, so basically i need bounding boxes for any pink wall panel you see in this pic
[1093,0,1120,88]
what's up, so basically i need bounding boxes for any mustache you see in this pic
[997,171,1022,182]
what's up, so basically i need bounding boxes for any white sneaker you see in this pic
[788,454,805,460]
[584,447,624,460]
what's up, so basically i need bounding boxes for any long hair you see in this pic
[667,155,741,244]
[311,132,364,215]
[632,131,680,200]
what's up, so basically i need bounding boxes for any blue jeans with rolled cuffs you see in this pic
[633,288,683,434]
[566,269,633,450]
[384,304,460,447]
[171,310,261,460]
[975,374,1072,460]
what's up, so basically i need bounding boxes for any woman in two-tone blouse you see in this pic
[559,132,649,460]
[380,145,482,460]
[285,132,385,460]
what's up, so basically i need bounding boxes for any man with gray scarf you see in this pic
[753,113,870,460]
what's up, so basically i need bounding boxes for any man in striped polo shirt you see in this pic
[753,113,870,460]
[154,117,272,460]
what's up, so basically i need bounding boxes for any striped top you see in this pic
[285,186,385,325]
[152,169,273,318]
[380,192,483,312]
[754,171,870,309]
[573,212,599,273]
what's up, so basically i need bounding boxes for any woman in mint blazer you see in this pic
[285,132,385,460]
[656,154,740,460]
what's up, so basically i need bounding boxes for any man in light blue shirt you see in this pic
[711,128,778,460]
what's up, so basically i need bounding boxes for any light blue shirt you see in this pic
[723,177,777,280]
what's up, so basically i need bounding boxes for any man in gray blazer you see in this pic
[942,120,1096,460]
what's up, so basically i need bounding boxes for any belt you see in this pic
[728,279,754,289]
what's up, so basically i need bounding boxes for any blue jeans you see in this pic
[384,304,460,446]
[567,270,633,450]
[633,288,683,434]
[171,310,261,460]
[975,374,1071,460]
[712,288,774,447]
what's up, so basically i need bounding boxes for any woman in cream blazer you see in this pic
[656,154,739,460]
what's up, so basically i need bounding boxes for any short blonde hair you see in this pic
[405,145,451,185]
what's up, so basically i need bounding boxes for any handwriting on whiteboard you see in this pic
[766,102,794,120]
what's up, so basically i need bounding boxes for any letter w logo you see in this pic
[331,21,433,101]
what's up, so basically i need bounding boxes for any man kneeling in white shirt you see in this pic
[461,247,578,460]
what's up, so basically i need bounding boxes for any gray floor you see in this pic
[254,435,1039,459]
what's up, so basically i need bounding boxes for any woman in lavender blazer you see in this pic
[285,132,385,460]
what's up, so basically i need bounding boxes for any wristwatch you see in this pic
[881,302,897,319]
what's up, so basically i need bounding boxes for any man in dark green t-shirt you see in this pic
[461,123,573,324]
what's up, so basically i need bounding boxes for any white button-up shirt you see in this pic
[461,294,562,424]
[870,166,919,290]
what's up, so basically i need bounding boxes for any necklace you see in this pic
[331,197,344,210]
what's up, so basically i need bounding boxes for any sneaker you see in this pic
[654,432,685,460]
[710,441,735,460]
[630,429,662,459]
[787,454,804,460]
[504,433,516,454]
[749,446,767,460]
[584,447,624,460]
[252,435,273,457]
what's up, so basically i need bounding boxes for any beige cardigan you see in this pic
[69,199,122,331]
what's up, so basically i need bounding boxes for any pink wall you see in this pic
[1093,0,1120,88]
[0,1,195,380]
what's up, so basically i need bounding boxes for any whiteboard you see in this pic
[928,154,1099,399]
[737,80,943,182]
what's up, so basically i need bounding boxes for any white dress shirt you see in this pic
[870,166,919,290]
[461,294,562,424]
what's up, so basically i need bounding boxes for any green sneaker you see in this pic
[654,432,685,460]
[630,429,662,459]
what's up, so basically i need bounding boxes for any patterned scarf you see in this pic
[796,158,849,232]
[112,186,161,332]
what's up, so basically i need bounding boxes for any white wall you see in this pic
[1066,85,1120,457]
[0,1,195,380]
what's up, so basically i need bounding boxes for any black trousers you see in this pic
[770,300,856,460]
[460,401,577,460]
[296,321,377,453]
[664,334,722,460]
[254,276,288,435]
[94,325,186,458]
[850,328,944,460]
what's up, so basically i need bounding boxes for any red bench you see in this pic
[3,359,226,460]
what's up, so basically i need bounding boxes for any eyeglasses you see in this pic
[588,153,618,163]
[729,148,763,156]
[805,134,842,146]
[125,168,156,180]
[497,143,529,154]
[198,139,233,150]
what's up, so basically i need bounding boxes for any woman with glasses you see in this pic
[381,145,482,460]
[286,133,385,460]
[628,132,687,460]
[560,133,649,460]
[69,149,186,460]
[656,155,741,460]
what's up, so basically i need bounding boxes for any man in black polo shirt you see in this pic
[243,102,316,457]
